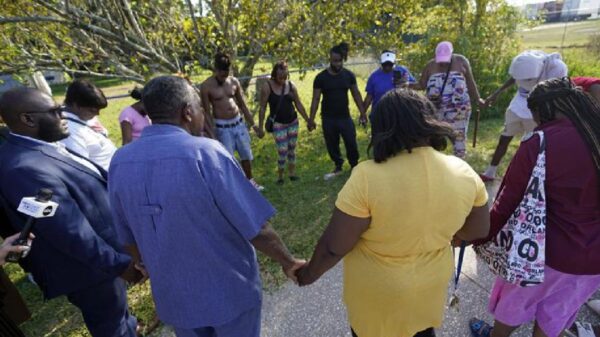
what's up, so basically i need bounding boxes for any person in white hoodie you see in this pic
[479,50,567,182]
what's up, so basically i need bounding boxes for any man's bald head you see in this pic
[0,87,67,141]
[0,87,54,127]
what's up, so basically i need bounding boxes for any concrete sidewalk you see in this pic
[154,181,600,336]
[259,248,600,337]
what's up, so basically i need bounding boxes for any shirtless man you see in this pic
[201,52,264,191]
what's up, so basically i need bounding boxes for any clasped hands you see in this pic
[120,260,149,286]
[122,258,322,287]
[281,258,320,287]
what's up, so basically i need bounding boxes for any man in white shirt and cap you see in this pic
[480,50,568,181]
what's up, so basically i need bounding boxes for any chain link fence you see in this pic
[104,58,380,109]
[243,58,379,112]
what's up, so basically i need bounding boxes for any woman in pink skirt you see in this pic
[470,77,600,337]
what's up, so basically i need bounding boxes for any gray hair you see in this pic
[142,76,196,121]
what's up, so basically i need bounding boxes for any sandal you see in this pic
[469,318,493,337]
[276,178,284,185]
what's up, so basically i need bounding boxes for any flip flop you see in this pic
[469,318,493,337]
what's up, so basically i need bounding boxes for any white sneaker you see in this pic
[249,178,265,191]
[323,170,342,181]
[588,299,600,317]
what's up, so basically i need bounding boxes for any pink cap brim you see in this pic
[436,54,451,63]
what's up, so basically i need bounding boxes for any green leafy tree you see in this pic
[1,0,524,101]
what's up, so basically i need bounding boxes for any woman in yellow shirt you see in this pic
[297,89,490,337]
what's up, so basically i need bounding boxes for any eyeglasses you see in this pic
[25,106,65,117]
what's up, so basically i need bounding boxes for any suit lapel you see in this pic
[40,146,107,184]
[66,148,108,180]
[6,134,107,183]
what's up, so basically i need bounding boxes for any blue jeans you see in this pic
[322,116,359,170]
[173,305,261,337]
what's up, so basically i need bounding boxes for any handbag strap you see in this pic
[64,117,109,139]
[453,240,467,291]
[439,56,454,96]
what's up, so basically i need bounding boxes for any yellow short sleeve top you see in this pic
[335,147,488,337]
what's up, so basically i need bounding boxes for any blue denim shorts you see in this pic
[215,116,254,161]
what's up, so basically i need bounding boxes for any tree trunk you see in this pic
[29,71,53,96]
[238,54,261,92]
[473,0,488,36]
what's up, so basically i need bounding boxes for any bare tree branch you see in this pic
[0,16,68,25]
[185,0,206,52]
[120,0,147,41]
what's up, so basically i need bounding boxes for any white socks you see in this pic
[483,165,498,178]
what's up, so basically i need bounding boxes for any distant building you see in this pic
[562,0,600,20]
[519,0,599,21]
[43,71,66,85]
[0,71,64,95]
[0,75,24,94]
[544,1,564,22]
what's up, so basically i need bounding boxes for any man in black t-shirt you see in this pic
[310,43,366,180]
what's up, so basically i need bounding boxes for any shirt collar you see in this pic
[63,111,84,122]
[9,132,60,148]
[535,116,571,131]
[141,124,190,137]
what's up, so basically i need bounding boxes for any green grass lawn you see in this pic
[7,67,518,336]
[7,14,600,336]
[15,17,600,331]
[519,19,600,84]
[519,19,600,48]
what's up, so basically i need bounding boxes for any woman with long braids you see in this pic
[470,77,600,337]
[297,89,490,337]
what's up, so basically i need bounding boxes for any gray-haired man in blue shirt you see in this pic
[108,76,305,337]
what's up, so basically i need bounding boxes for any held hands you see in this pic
[358,114,368,128]
[121,260,146,285]
[477,98,487,110]
[134,262,149,283]
[451,236,471,247]
[483,94,498,107]
[252,125,265,138]
[282,258,307,284]
[256,126,265,139]
[306,119,317,132]
[295,262,318,287]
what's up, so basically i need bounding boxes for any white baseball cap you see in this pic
[380,51,396,64]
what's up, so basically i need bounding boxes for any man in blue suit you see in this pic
[0,87,141,337]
